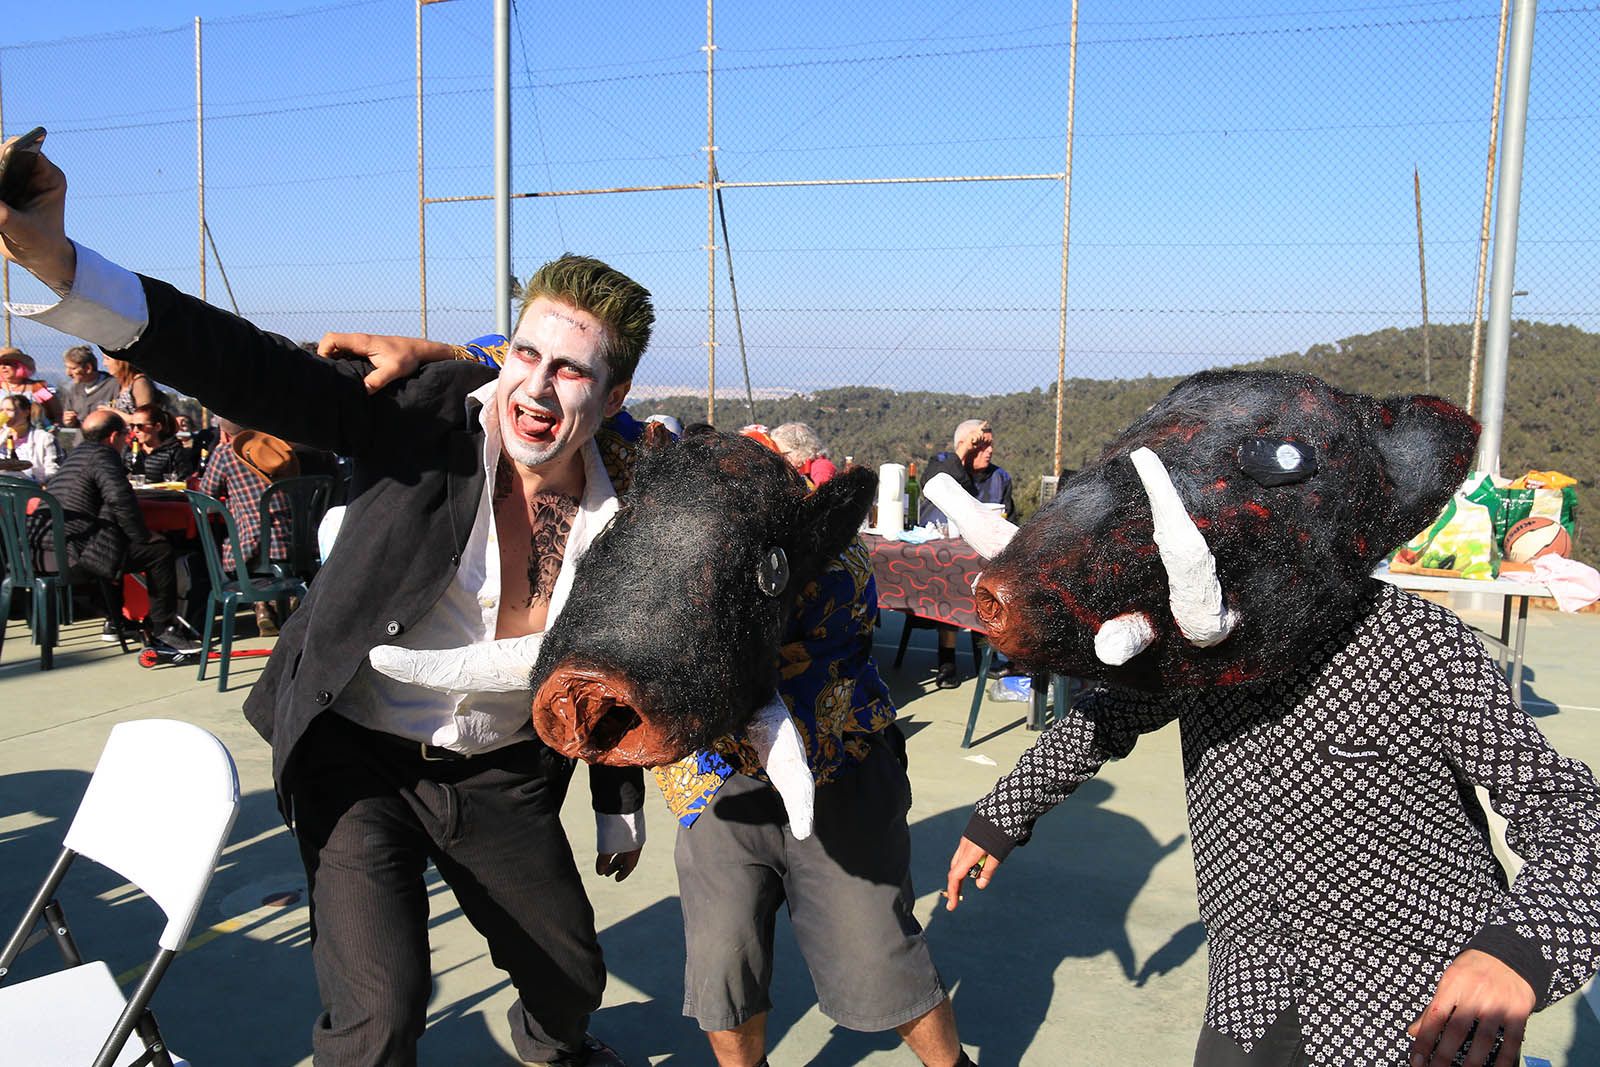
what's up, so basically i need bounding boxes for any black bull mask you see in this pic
[528,426,877,766]
[954,370,1478,692]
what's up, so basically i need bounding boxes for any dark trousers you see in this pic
[115,537,178,631]
[289,712,606,1067]
[46,535,178,631]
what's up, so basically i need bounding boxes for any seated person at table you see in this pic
[770,421,837,486]
[127,403,197,484]
[57,344,119,431]
[918,418,1016,687]
[199,418,297,635]
[0,346,63,425]
[103,352,159,413]
[26,410,197,652]
[2,393,63,483]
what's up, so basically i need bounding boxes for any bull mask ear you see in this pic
[1373,395,1480,547]
[642,419,677,450]
[796,465,878,569]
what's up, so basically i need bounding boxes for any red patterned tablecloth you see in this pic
[861,533,987,633]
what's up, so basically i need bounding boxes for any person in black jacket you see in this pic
[26,409,195,650]
[2,141,646,1067]
[126,403,197,483]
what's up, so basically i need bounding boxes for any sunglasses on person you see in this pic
[127,422,156,432]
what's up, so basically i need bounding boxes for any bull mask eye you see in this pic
[756,547,790,597]
[1237,437,1317,487]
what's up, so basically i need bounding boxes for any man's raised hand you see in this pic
[1406,948,1535,1067]
[317,331,458,394]
[0,135,76,293]
[944,835,1001,911]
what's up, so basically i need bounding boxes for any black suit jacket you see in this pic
[28,440,149,580]
[118,277,643,818]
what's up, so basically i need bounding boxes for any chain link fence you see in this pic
[3,1,1596,532]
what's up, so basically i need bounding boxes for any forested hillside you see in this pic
[629,320,1599,562]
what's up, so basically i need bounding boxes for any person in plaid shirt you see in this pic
[199,418,293,633]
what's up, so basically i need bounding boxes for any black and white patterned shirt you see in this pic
[965,581,1600,1063]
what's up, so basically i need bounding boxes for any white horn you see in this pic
[1128,447,1238,647]
[746,692,815,841]
[922,472,1020,560]
[368,633,544,694]
[1094,612,1156,666]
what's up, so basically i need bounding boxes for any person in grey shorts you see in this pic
[652,539,975,1067]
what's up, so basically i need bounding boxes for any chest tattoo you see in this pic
[525,492,579,605]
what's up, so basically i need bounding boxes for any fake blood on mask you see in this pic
[973,370,1478,693]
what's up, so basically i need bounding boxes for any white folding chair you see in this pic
[0,720,241,1067]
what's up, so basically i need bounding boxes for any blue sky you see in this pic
[3,1,1594,397]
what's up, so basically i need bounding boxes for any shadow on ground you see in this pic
[596,775,1196,1067]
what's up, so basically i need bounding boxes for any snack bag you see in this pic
[1391,473,1500,580]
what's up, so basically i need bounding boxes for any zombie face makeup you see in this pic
[494,297,627,476]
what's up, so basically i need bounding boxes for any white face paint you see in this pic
[495,297,628,474]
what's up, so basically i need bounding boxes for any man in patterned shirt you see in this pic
[946,576,1600,1066]
[197,418,295,634]
[653,484,970,1067]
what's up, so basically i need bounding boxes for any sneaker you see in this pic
[934,661,961,689]
[540,1035,627,1067]
[152,625,202,653]
[101,618,140,643]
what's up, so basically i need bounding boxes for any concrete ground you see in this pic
[2,597,1599,1066]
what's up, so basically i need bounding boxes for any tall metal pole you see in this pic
[1477,0,1536,476]
[196,18,206,305]
[493,0,512,338]
[1468,0,1512,411]
[1413,167,1431,390]
[1,54,10,347]
[704,0,718,426]
[1052,0,1079,478]
[417,0,429,337]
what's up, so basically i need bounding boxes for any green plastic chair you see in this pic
[252,474,334,585]
[0,477,131,670]
[185,490,303,691]
[960,642,1070,749]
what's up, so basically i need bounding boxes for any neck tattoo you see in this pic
[493,454,515,503]
[525,491,579,605]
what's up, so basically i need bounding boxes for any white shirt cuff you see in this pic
[4,241,149,351]
[595,809,646,855]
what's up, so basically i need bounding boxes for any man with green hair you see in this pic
[0,138,651,1067]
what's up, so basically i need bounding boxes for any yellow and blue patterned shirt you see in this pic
[653,539,897,826]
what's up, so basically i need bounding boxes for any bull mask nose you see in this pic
[531,663,687,767]
[973,571,1014,645]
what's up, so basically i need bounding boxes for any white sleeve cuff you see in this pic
[595,809,646,855]
[4,241,149,351]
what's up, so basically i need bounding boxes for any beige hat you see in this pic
[233,430,301,482]
[0,347,36,375]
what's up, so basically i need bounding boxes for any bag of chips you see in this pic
[1390,473,1500,580]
